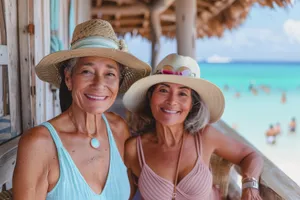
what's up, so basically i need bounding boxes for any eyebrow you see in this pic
[159,83,190,90]
[106,64,118,70]
[81,62,118,70]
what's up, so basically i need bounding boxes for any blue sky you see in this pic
[125,1,300,62]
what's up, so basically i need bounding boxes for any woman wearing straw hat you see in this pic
[13,19,151,200]
[123,54,263,200]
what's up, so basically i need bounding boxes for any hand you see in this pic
[241,188,262,200]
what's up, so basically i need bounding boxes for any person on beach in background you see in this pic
[281,92,287,104]
[235,91,241,98]
[289,117,296,133]
[123,54,264,200]
[12,19,151,200]
[265,124,276,145]
[274,123,281,135]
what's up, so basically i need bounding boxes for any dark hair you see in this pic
[59,59,76,112]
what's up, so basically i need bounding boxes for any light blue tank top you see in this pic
[43,114,130,200]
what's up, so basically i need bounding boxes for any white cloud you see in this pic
[223,28,284,49]
[283,19,300,44]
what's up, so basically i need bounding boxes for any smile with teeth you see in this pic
[161,108,179,114]
[85,94,107,100]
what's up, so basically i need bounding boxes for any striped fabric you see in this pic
[136,133,220,200]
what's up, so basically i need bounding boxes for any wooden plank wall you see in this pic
[33,0,91,126]
[3,0,21,136]
[18,0,35,130]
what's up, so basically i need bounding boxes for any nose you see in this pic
[166,92,177,106]
[91,74,106,89]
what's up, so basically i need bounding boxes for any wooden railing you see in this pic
[214,120,300,200]
[0,136,19,191]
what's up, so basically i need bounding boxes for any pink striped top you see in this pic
[136,133,220,200]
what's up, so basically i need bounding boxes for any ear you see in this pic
[64,68,72,91]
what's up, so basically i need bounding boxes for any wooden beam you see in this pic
[18,0,35,129]
[4,0,21,135]
[149,0,175,68]
[176,0,196,58]
[77,0,91,24]
[160,13,175,22]
[197,1,213,7]
[0,45,8,65]
[92,2,149,16]
[96,0,102,7]
[111,18,146,26]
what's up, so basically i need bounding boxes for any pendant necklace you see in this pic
[68,110,100,149]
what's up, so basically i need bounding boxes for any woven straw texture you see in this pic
[210,153,234,199]
[0,189,12,200]
[35,19,151,93]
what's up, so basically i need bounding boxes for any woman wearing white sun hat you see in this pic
[13,19,151,200]
[123,53,263,200]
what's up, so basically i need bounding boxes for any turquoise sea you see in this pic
[199,62,300,93]
[200,62,300,185]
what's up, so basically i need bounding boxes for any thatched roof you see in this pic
[91,0,291,40]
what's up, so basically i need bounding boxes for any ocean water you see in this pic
[199,62,300,93]
[199,62,300,185]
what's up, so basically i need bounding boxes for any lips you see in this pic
[85,94,107,101]
[161,108,180,114]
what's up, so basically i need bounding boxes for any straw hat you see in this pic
[35,19,151,93]
[123,53,225,123]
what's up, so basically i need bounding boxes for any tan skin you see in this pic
[125,83,264,200]
[13,56,131,199]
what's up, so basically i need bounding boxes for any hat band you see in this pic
[155,65,196,77]
[70,36,119,50]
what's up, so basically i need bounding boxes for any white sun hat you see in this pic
[123,53,225,123]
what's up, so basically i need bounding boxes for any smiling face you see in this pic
[65,56,120,114]
[150,82,193,126]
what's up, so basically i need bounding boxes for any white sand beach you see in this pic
[222,89,300,185]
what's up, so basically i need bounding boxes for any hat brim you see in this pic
[35,48,151,92]
[123,74,225,123]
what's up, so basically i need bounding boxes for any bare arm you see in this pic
[205,125,263,199]
[124,137,139,200]
[205,125,263,179]
[12,128,51,200]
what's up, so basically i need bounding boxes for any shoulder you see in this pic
[16,125,56,167]
[105,112,130,140]
[197,125,223,147]
[124,136,138,167]
[19,125,54,152]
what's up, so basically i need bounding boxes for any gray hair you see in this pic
[128,85,210,135]
[64,58,79,74]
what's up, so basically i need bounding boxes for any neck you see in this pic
[67,103,103,137]
[155,122,185,147]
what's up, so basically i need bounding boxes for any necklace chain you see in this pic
[67,110,100,149]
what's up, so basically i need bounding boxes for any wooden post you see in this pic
[149,0,174,69]
[175,0,196,58]
[4,0,21,136]
[77,0,91,24]
[18,0,35,129]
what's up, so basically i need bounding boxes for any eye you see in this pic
[179,92,188,96]
[159,88,168,93]
[81,70,93,75]
[106,72,116,77]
